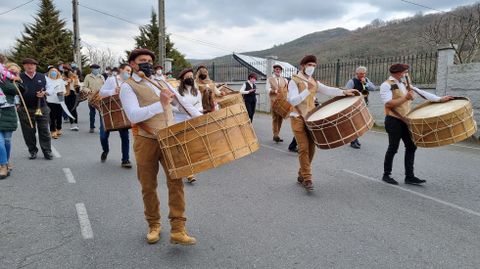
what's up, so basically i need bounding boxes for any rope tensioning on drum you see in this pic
[171,118,213,176]
[410,107,474,146]
[309,101,371,147]
[162,105,254,176]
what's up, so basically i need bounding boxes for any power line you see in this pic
[77,3,236,53]
[78,3,141,27]
[400,0,445,13]
[399,0,475,19]
[0,0,34,16]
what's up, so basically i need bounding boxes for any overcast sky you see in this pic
[0,0,477,60]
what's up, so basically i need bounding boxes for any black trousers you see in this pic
[17,106,52,155]
[48,103,62,132]
[65,93,78,124]
[383,116,417,178]
[243,97,256,122]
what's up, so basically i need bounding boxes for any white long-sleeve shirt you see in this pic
[120,73,165,124]
[100,76,123,97]
[239,81,256,95]
[287,77,345,117]
[266,76,288,93]
[45,77,66,104]
[120,73,202,124]
[173,86,203,122]
[379,76,441,104]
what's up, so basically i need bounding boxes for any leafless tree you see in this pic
[423,4,480,64]
[83,45,122,70]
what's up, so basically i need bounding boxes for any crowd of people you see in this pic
[0,49,454,246]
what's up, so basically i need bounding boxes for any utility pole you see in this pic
[72,0,82,68]
[158,0,166,67]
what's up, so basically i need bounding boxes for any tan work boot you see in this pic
[146,224,161,244]
[170,231,197,245]
[7,162,12,172]
[0,165,8,179]
[51,131,58,139]
[186,175,196,183]
[56,129,62,137]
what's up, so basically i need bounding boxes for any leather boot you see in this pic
[146,224,161,244]
[0,165,8,179]
[170,220,196,245]
[170,231,197,245]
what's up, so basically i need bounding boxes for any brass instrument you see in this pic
[360,81,369,97]
[34,96,43,116]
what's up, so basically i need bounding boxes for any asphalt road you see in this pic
[1,103,479,269]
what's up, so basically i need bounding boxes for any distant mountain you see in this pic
[190,4,475,65]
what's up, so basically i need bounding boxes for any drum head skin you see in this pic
[307,96,360,121]
[408,99,469,119]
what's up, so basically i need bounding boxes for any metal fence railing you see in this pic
[194,52,438,88]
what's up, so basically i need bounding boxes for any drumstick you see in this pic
[405,73,427,100]
[137,71,193,118]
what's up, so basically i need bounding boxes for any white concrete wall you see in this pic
[436,46,480,139]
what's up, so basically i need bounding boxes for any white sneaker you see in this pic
[70,126,79,131]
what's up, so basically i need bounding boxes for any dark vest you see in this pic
[243,82,257,102]
[20,72,47,109]
[352,77,366,92]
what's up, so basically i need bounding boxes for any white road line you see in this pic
[369,130,480,151]
[62,168,76,183]
[51,145,61,158]
[75,203,94,239]
[343,169,480,218]
[261,144,294,154]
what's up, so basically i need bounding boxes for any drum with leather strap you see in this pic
[305,95,374,149]
[406,97,477,147]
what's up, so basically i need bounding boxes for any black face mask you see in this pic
[138,62,153,77]
[199,74,207,80]
[184,77,194,86]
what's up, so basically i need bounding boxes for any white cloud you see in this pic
[0,0,477,60]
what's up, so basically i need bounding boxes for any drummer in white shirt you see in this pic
[174,68,204,183]
[380,63,453,185]
[287,55,357,191]
[98,64,132,168]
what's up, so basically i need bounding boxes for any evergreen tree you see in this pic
[11,0,73,72]
[131,10,190,74]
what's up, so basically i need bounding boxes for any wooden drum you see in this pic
[156,103,259,178]
[77,88,90,103]
[99,95,131,131]
[216,93,244,109]
[406,97,477,148]
[271,96,292,119]
[305,95,374,149]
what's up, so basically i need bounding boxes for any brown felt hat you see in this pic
[22,58,39,65]
[389,63,409,73]
[300,55,317,65]
[128,48,156,63]
[178,68,193,80]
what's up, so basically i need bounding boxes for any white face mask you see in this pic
[305,66,315,76]
[156,69,163,76]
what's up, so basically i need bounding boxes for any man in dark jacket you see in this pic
[18,58,52,160]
